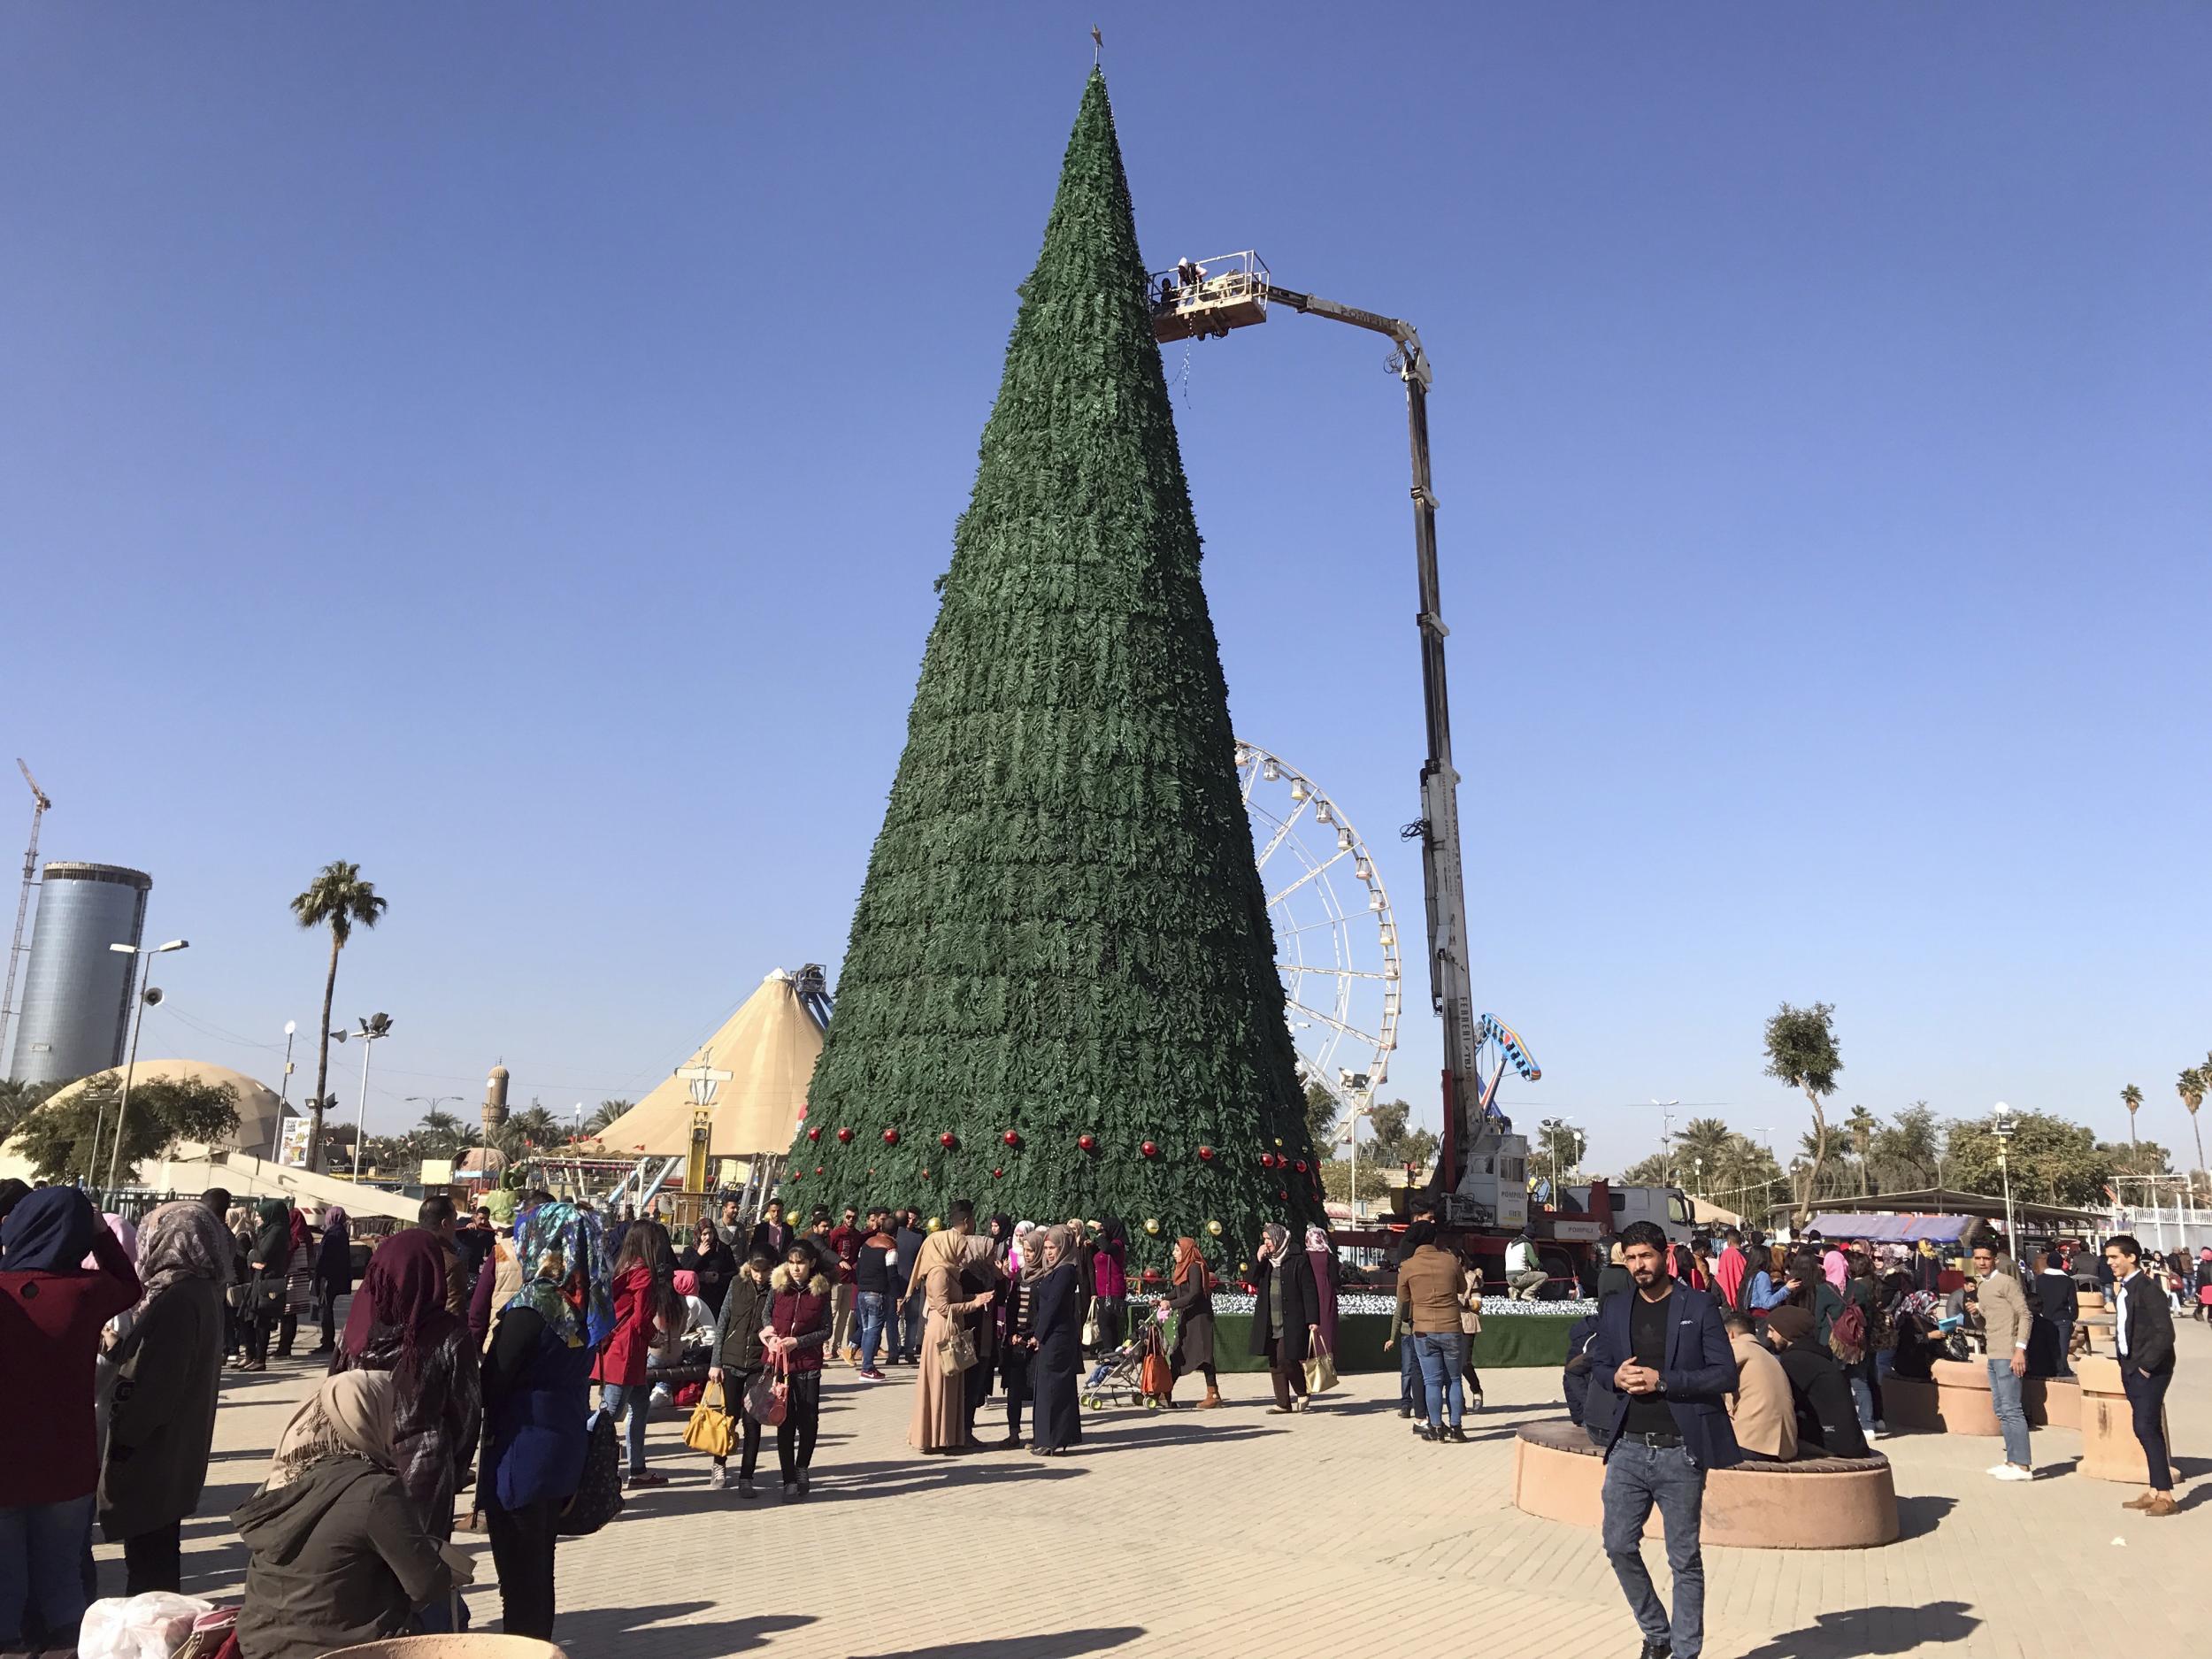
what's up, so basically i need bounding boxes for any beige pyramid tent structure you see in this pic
[595,967,828,1159]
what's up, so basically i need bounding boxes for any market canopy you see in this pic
[593,968,826,1159]
[1783,1187,2105,1233]
[1805,1212,1978,1245]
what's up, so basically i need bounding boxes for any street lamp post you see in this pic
[96,939,188,1196]
[1992,1102,2017,1251]
[279,1019,297,1104]
[1651,1099,1679,1185]
[334,1015,393,1182]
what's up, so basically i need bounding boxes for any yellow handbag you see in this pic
[682,1379,736,1460]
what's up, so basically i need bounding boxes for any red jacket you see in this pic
[0,1226,141,1504]
[825,1225,863,1285]
[590,1263,657,1388]
[767,1264,831,1374]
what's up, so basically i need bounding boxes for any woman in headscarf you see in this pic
[1163,1235,1221,1408]
[677,1217,739,1317]
[767,1235,833,1497]
[239,1199,293,1371]
[707,1248,775,1495]
[98,1200,232,1594]
[234,1372,460,1659]
[1248,1220,1319,1413]
[480,1202,605,1640]
[0,1175,30,1243]
[905,1225,1000,1453]
[1304,1224,1340,1357]
[1026,1225,1084,1455]
[312,1203,353,1355]
[1,1189,140,1651]
[995,1221,1041,1445]
[331,1228,482,1541]
[279,1202,317,1357]
[1090,1218,1129,1351]
[592,1217,681,1487]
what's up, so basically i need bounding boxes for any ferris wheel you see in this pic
[1234,739,1402,1112]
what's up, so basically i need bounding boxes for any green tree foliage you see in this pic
[1869,1102,1943,1192]
[1763,1002,1842,1218]
[0,1076,61,1141]
[1319,1156,1390,1202]
[1362,1099,1439,1174]
[1942,1111,2114,1207]
[15,1073,240,1185]
[588,1100,630,1135]
[783,73,1320,1256]
[290,861,388,1171]
[511,1104,562,1148]
[2180,1068,2208,1195]
[1530,1120,1586,1185]
[2120,1083,2143,1147]
[1304,1080,1340,1153]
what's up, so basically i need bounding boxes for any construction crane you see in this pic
[1150,253,1493,1203]
[1,760,50,1075]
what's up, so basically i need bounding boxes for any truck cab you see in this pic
[1557,1182,1694,1245]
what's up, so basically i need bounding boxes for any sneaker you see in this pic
[795,1471,810,1499]
[705,1465,726,1491]
[737,1475,756,1500]
[1989,1464,2033,1482]
[625,1471,668,1490]
[1640,1641,1674,1659]
[858,1368,886,1381]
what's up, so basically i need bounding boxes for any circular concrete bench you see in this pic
[1883,1359,2080,1433]
[1512,1420,1898,1548]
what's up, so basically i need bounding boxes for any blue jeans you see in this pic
[857,1291,889,1369]
[1398,1335,1427,1414]
[601,1383,652,1475]
[1986,1357,2032,1467]
[899,1291,925,1362]
[0,1494,95,1647]
[1413,1331,1464,1430]
[1602,1439,1707,1659]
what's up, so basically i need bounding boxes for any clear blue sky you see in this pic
[4,4,2207,1175]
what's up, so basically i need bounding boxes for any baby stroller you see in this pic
[1081,1317,1172,1411]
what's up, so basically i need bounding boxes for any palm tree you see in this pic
[1846,1105,1879,1195]
[2180,1068,2207,1199]
[511,1104,561,1148]
[586,1099,630,1135]
[291,862,388,1171]
[2121,1083,2143,1151]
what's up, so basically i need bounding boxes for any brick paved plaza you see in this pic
[134,1319,2209,1659]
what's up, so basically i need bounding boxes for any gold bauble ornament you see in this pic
[1205,1218,1223,1237]
[1142,1217,1161,1236]
[926,1217,942,1232]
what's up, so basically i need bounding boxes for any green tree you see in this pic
[1708,1133,1785,1215]
[2120,1083,2142,1150]
[0,1076,60,1141]
[511,1104,562,1148]
[14,1073,239,1186]
[1617,1151,1671,1187]
[1363,1099,1439,1174]
[1304,1080,1341,1154]
[1672,1117,1733,1194]
[1763,1002,1842,1219]
[1319,1156,1390,1203]
[785,73,1320,1255]
[587,1100,630,1135]
[1869,1103,1943,1192]
[1845,1104,1880,1195]
[411,1107,478,1163]
[1531,1120,1586,1187]
[1943,1111,2109,1207]
[290,861,388,1172]
[2180,1068,2207,1196]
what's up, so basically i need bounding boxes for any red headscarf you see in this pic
[341,1228,456,1378]
[286,1207,311,1256]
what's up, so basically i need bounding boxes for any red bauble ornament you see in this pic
[992,1167,1006,1179]
[1197,1145,1215,1162]
[882,1128,900,1145]
[836,1126,855,1143]
[807,1126,822,1142]
[814,1165,824,1174]
[939,1132,956,1149]
[1140,1140,1159,1159]
[1078,1133,1096,1152]
[1277,1188,1289,1200]
[1002,1130,1020,1148]
[1294,1160,1308,1174]
[1259,1152,1276,1170]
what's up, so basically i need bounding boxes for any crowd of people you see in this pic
[1570,1218,2190,1659]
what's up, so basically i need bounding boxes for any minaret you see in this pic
[484,1064,511,1141]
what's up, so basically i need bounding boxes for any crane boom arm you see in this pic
[1261,283,1479,1191]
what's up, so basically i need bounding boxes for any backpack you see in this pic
[1828,1300,1868,1364]
[557,1409,625,1537]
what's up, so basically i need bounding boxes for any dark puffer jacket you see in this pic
[327,1321,481,1536]
[233,1455,453,1659]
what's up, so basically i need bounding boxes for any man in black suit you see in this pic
[1588,1219,1740,1659]
[2104,1234,2177,1516]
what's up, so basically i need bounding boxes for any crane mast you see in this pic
[2,760,51,1076]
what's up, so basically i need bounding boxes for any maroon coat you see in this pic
[0,1226,141,1505]
[766,1264,831,1374]
[591,1263,657,1388]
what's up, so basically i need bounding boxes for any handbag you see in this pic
[557,1409,624,1537]
[1080,1314,1100,1349]
[682,1379,736,1460]
[1302,1333,1339,1394]
[745,1356,788,1427]
[941,1323,979,1375]
[226,1271,285,1317]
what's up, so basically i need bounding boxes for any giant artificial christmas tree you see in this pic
[789,72,1325,1258]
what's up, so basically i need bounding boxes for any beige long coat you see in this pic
[906,1236,997,1452]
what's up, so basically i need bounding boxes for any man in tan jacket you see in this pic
[1721,1311,1796,1461]
[1973,1244,2034,1479]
